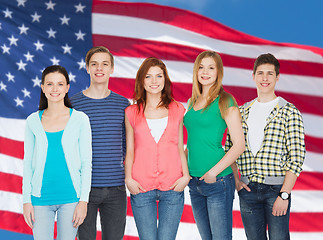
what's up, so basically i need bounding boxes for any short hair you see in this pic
[85,46,114,68]
[39,65,72,110]
[253,53,280,75]
[135,57,173,112]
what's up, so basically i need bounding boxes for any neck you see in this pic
[257,92,277,103]
[45,102,69,116]
[145,93,162,109]
[201,85,212,99]
[84,81,110,99]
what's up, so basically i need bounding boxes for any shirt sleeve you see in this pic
[22,117,35,204]
[283,105,306,176]
[78,113,92,202]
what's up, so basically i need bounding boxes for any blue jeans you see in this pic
[33,202,78,240]
[78,186,127,240]
[238,182,291,240]
[130,189,184,240]
[188,173,235,240]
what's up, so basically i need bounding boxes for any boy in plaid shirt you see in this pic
[226,53,305,240]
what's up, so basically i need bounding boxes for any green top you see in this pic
[184,97,234,177]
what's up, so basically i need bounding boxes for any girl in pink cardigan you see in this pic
[124,57,190,240]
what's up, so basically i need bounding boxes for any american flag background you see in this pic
[0,0,323,239]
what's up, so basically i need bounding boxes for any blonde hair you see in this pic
[189,51,236,117]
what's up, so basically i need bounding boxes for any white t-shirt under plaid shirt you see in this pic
[247,97,279,156]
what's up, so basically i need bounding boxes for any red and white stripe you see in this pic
[1,0,322,239]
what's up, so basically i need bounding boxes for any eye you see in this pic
[145,75,150,79]
[210,67,215,70]
[157,75,163,78]
[199,66,203,69]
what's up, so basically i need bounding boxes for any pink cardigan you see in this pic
[125,101,185,191]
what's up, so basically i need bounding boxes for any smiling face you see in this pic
[253,63,279,98]
[197,57,218,88]
[41,72,70,104]
[87,52,114,84]
[144,66,165,96]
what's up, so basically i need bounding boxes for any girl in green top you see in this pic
[184,51,245,240]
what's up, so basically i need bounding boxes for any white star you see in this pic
[22,88,31,98]
[18,24,29,35]
[50,56,60,65]
[17,0,27,7]
[0,81,7,91]
[31,12,41,22]
[14,97,24,107]
[24,51,34,62]
[8,35,19,46]
[0,23,2,30]
[60,15,70,25]
[45,0,56,10]
[69,72,76,82]
[1,44,10,54]
[75,3,86,13]
[34,40,44,51]
[3,8,13,19]
[75,30,86,41]
[32,76,41,87]
[46,28,56,38]
[77,59,86,70]
[6,72,15,82]
[16,60,27,71]
[62,44,72,54]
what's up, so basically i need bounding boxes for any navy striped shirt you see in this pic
[71,91,129,187]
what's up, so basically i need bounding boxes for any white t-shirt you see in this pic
[146,117,168,143]
[247,97,279,156]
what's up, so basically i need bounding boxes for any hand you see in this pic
[272,196,289,216]
[125,178,145,195]
[170,175,191,192]
[199,170,217,183]
[73,201,87,228]
[23,203,34,229]
[236,180,251,192]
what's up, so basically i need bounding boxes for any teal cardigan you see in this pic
[22,109,92,204]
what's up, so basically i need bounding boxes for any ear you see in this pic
[111,66,114,75]
[86,65,90,74]
[276,73,280,82]
[66,84,70,93]
[41,84,44,92]
[252,73,255,82]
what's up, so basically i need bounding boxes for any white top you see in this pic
[247,97,279,156]
[146,117,168,143]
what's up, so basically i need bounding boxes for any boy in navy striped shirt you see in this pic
[71,46,129,240]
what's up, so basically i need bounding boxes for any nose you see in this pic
[152,76,157,84]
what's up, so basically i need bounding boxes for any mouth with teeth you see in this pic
[50,93,60,97]
[95,73,104,77]
[260,83,270,87]
[149,85,160,89]
[201,76,210,80]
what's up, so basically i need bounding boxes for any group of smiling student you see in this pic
[22,46,305,240]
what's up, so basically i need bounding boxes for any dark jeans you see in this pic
[238,182,291,240]
[77,186,127,240]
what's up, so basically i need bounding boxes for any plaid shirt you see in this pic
[225,97,305,184]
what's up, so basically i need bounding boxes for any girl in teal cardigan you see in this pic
[22,65,92,240]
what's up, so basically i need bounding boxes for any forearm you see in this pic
[280,170,298,193]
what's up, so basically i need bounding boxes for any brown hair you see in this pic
[189,51,236,118]
[39,65,72,110]
[134,57,173,112]
[85,46,114,68]
[253,53,280,75]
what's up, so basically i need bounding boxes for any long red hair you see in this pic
[134,57,173,112]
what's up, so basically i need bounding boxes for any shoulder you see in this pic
[70,91,83,101]
[26,111,39,123]
[125,104,139,116]
[111,91,130,104]
[71,109,90,121]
